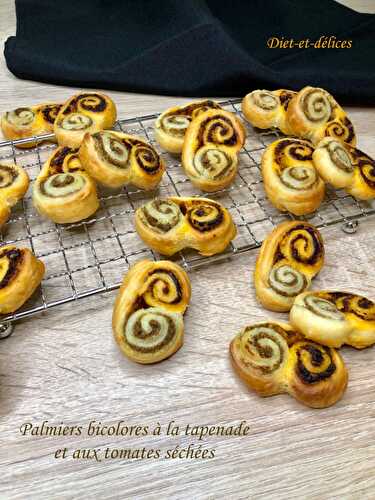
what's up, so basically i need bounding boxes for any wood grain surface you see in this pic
[1,1,375,499]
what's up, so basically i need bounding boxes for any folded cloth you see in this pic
[4,0,375,103]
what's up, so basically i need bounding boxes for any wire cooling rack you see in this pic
[0,98,374,333]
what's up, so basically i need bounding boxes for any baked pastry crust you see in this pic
[287,86,356,146]
[290,291,375,349]
[241,89,297,134]
[230,321,348,408]
[1,103,62,149]
[262,137,325,215]
[313,137,375,200]
[112,259,191,364]
[54,93,117,149]
[254,221,324,312]
[135,196,236,256]
[33,146,99,224]
[79,130,165,190]
[0,245,45,313]
[155,100,223,154]
[0,163,30,226]
[181,109,246,192]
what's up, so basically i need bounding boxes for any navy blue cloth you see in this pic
[4,0,375,103]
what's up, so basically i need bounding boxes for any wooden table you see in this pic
[1,2,375,499]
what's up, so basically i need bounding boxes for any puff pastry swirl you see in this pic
[290,291,375,349]
[0,163,30,227]
[254,221,324,312]
[230,321,348,408]
[262,137,325,215]
[182,109,246,192]
[79,130,165,189]
[287,86,356,146]
[155,100,222,154]
[33,146,99,223]
[112,259,191,364]
[135,196,236,256]
[1,103,62,148]
[0,245,45,313]
[241,89,296,135]
[54,93,117,149]
[313,137,375,200]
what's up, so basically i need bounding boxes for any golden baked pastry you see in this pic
[287,86,356,146]
[1,103,62,148]
[313,137,375,200]
[112,259,191,364]
[262,137,325,215]
[135,196,236,256]
[33,146,99,224]
[181,109,246,192]
[154,100,222,154]
[241,89,297,134]
[290,291,375,349]
[254,221,324,312]
[230,321,348,408]
[54,93,117,148]
[0,245,45,313]
[0,163,30,226]
[79,130,165,190]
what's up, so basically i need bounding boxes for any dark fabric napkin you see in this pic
[4,0,375,104]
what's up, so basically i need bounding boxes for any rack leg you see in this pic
[0,322,14,340]
[342,220,359,234]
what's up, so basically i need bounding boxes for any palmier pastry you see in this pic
[262,137,325,215]
[33,146,99,224]
[1,103,62,148]
[230,321,348,408]
[79,130,165,190]
[135,196,236,256]
[181,109,246,192]
[313,137,375,200]
[154,100,222,154]
[54,93,116,148]
[0,163,30,226]
[290,291,375,349]
[112,259,191,364]
[241,89,297,134]
[254,221,324,312]
[0,245,45,313]
[287,86,356,146]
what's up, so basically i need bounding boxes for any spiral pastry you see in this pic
[0,163,30,227]
[1,102,62,148]
[291,290,375,349]
[79,130,165,190]
[313,138,375,200]
[135,196,236,256]
[182,109,246,192]
[254,221,324,312]
[287,86,356,146]
[54,93,117,148]
[112,259,191,364]
[230,321,348,408]
[0,245,45,313]
[154,100,223,154]
[241,89,297,134]
[262,137,325,215]
[33,146,99,223]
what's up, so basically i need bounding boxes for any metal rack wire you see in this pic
[0,97,374,333]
